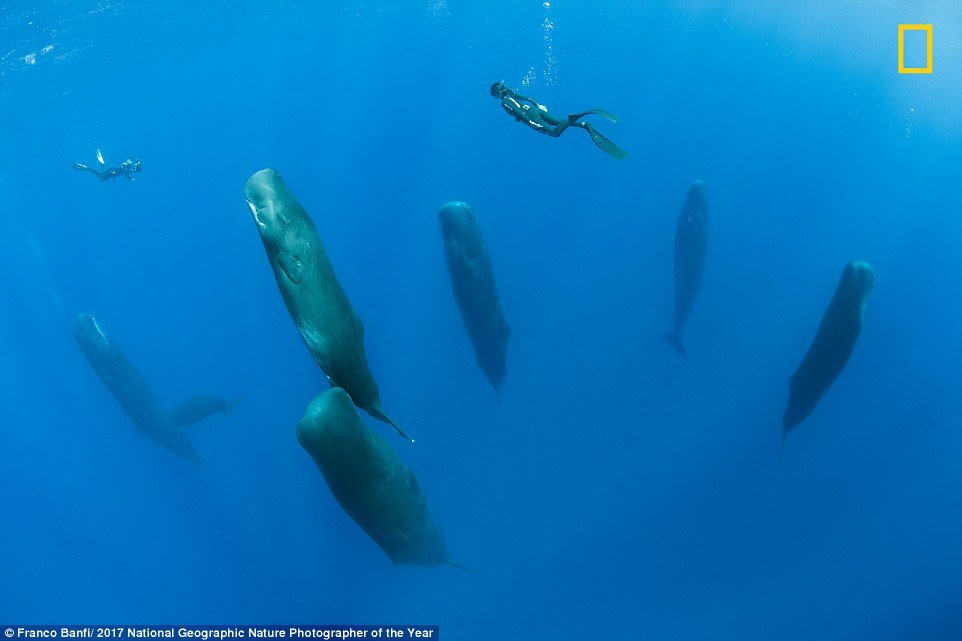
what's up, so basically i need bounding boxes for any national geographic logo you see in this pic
[898,24,933,74]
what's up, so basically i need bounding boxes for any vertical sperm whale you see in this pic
[665,180,709,357]
[782,261,876,450]
[244,169,409,441]
[72,313,200,461]
[438,201,511,390]
[297,388,448,567]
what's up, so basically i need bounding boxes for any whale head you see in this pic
[685,179,709,222]
[244,168,319,281]
[438,201,491,261]
[72,313,109,350]
[841,260,875,305]
[437,201,475,243]
[246,168,319,242]
[244,169,295,245]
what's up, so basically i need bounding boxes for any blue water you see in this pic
[2,1,961,638]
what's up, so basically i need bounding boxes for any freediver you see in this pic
[73,148,142,181]
[489,81,628,159]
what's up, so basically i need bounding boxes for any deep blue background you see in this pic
[2,1,960,639]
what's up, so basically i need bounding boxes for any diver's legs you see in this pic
[73,163,105,178]
[528,120,571,138]
[525,109,570,137]
[540,111,567,127]
[543,121,571,138]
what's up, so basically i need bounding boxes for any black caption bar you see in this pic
[1,628,438,641]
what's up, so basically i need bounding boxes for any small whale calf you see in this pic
[297,388,449,567]
[438,201,511,390]
[245,169,409,441]
[72,313,200,462]
[783,261,875,447]
[170,395,245,426]
[665,179,709,357]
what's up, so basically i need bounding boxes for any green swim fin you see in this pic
[584,123,629,160]
[570,108,621,123]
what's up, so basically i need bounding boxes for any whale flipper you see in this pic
[445,560,482,574]
[368,401,414,443]
[278,251,305,284]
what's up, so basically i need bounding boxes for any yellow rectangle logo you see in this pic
[898,24,933,74]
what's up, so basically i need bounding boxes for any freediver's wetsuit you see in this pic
[491,82,628,159]
[73,157,142,181]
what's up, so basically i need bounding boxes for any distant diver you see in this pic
[73,148,142,181]
[489,81,628,159]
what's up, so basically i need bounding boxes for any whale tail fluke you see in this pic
[582,122,629,159]
[664,331,687,357]
[368,401,415,444]
[225,394,246,416]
